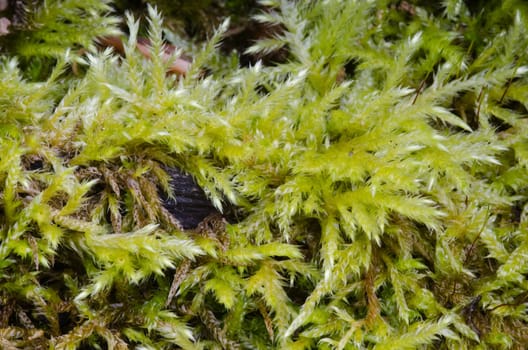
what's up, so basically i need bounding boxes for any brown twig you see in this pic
[448,206,490,304]
[412,76,428,105]
[98,35,191,76]
[365,259,381,327]
[475,86,485,121]
[166,259,191,307]
[258,301,274,340]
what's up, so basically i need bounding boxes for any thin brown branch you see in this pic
[166,259,191,307]
[98,36,191,76]
[258,301,274,340]
[412,78,427,105]
[475,86,485,121]
[365,260,381,327]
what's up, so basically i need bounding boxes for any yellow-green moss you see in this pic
[1,0,528,348]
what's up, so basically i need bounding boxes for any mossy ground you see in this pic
[1,1,528,349]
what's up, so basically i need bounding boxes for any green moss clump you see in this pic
[1,0,528,348]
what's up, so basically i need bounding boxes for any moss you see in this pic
[1,0,528,348]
